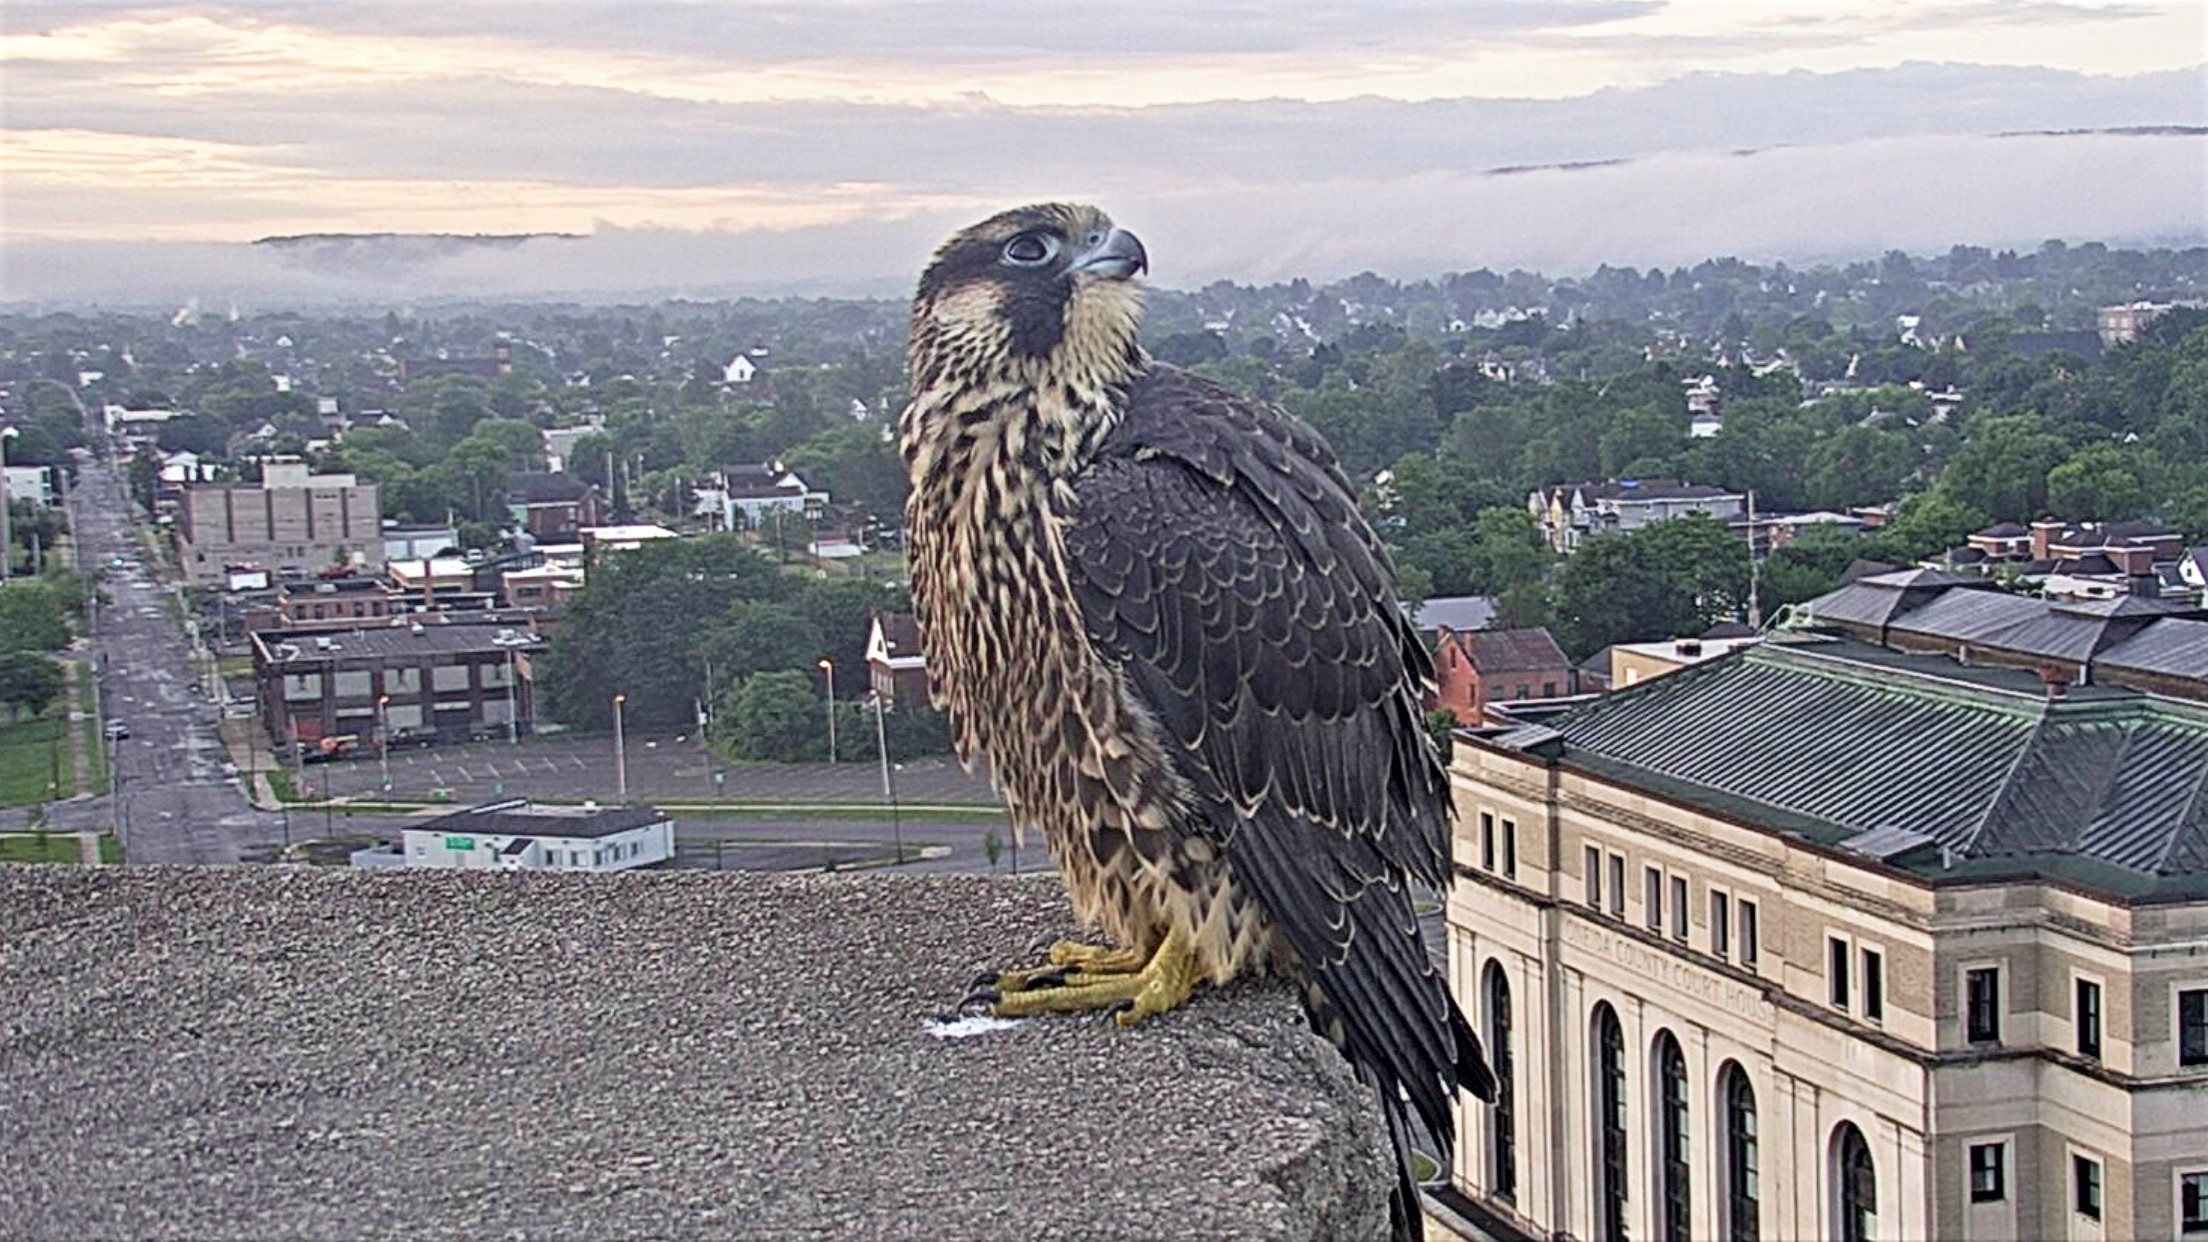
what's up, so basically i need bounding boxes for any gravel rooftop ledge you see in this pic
[1,867,1392,1241]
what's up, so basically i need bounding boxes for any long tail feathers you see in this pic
[1311,990,1496,1242]
[1450,997,1498,1103]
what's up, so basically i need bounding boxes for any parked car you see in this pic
[103,719,130,741]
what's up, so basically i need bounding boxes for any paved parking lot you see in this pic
[292,731,998,808]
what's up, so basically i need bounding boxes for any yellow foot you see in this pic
[965,931,1201,1027]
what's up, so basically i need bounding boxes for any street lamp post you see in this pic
[817,658,837,764]
[612,693,628,805]
[377,694,392,794]
[871,692,903,865]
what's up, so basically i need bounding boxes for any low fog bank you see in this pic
[5,130,2201,310]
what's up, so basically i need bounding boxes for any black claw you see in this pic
[1104,998,1135,1022]
[960,987,1002,1013]
[968,971,1001,991]
[1023,967,1072,991]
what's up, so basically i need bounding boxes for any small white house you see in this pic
[394,800,675,872]
[722,354,757,385]
[3,465,54,507]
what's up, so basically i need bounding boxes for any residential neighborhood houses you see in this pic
[1,242,2206,1242]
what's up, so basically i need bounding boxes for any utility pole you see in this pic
[612,692,628,805]
[1,425,17,584]
[1746,488,1762,629]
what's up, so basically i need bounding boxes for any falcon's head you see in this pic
[907,202,1148,397]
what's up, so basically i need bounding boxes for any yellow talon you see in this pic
[1046,940,1149,974]
[971,931,1200,1025]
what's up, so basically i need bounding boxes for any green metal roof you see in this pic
[1535,637,2208,890]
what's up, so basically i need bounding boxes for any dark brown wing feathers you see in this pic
[1064,364,1494,1182]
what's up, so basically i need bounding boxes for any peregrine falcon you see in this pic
[902,203,1493,1239]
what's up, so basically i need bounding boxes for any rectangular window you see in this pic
[1608,854,1626,918]
[1968,1142,2005,1203]
[1967,968,2002,1043]
[2074,1155,2102,1220]
[1670,875,1689,941]
[1740,899,1759,969]
[1584,845,1602,909]
[1481,812,1496,871]
[2077,978,2102,1060]
[2182,989,2208,1067]
[1829,937,1851,1009]
[1502,820,1517,880]
[1862,949,1884,1022]
[2182,1170,2208,1233]
[1645,867,1664,931]
[1711,892,1731,959]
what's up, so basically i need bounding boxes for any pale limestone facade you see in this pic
[1446,738,2208,1242]
[176,461,382,586]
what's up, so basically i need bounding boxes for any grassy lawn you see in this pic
[76,670,107,795]
[0,716,69,807]
[217,655,253,678]
[0,832,120,864]
[266,766,299,802]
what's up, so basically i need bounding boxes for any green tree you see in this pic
[1881,489,1990,561]
[1938,414,2068,522]
[1762,527,1873,610]
[126,455,158,514]
[782,424,907,523]
[2045,444,2147,522]
[1554,514,1749,658]
[0,651,63,721]
[540,535,789,731]
[1467,506,1554,593]
[694,601,823,689]
[1804,425,1917,512]
[720,670,821,762]
[0,581,73,653]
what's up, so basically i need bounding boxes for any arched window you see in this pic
[1485,961,1517,1204]
[1655,1032,1690,1242]
[1720,1062,1759,1241]
[1593,1002,1629,1241]
[1833,1122,1877,1242]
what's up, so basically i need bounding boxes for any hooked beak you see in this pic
[1073,227,1147,281]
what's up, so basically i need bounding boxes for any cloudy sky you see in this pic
[1,1,2202,302]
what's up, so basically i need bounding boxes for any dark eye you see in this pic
[1002,233,1057,266]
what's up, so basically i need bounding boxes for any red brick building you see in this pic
[1431,626,1574,725]
[866,612,931,708]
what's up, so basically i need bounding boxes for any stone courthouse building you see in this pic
[1444,635,2208,1241]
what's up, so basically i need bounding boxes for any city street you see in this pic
[53,453,286,862]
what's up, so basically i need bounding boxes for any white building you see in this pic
[396,800,674,872]
[158,451,222,486]
[580,523,678,553]
[713,463,827,531]
[104,406,178,448]
[3,465,53,507]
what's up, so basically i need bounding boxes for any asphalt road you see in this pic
[52,453,285,862]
